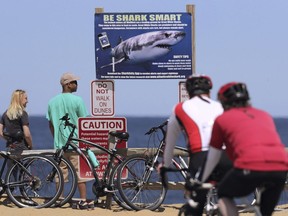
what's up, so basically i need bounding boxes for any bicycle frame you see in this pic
[0,150,65,209]
[56,114,126,197]
[62,137,123,180]
[145,120,189,182]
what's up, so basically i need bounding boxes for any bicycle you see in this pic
[236,178,288,215]
[49,113,132,209]
[116,120,190,211]
[41,152,77,207]
[165,169,288,215]
[172,172,220,216]
[116,120,232,213]
[0,133,64,208]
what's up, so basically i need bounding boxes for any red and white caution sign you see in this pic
[91,80,115,116]
[179,81,189,102]
[78,117,127,179]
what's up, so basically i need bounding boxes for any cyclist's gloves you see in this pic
[185,176,202,191]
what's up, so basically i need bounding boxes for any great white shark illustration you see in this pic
[101,30,186,69]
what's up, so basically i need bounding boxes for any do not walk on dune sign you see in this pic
[91,80,115,116]
[179,81,189,102]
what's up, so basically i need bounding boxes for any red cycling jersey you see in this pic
[210,106,288,171]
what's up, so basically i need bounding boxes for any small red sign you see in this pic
[78,117,127,179]
[179,81,189,102]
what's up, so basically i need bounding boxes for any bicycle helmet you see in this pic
[217,82,250,107]
[185,74,212,97]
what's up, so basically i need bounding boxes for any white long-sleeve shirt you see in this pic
[163,96,223,167]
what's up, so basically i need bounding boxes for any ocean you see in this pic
[0,116,287,205]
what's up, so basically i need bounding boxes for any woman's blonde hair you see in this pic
[6,89,26,120]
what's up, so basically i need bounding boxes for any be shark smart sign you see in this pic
[95,12,193,79]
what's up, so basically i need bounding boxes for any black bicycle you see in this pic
[48,113,132,209]
[116,120,190,211]
[161,163,288,215]
[160,167,220,216]
[0,145,63,208]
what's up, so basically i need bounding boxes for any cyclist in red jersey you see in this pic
[160,75,232,216]
[200,82,288,216]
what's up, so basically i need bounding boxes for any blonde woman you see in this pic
[0,89,33,152]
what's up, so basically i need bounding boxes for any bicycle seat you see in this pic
[108,131,129,141]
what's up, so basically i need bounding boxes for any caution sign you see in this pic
[78,117,127,179]
[91,80,114,116]
[179,81,189,102]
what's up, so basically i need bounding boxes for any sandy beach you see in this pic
[1,197,287,216]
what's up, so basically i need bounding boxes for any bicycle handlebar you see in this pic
[145,120,168,135]
[160,166,213,190]
[59,113,76,129]
[59,113,69,121]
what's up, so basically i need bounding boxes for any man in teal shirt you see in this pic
[47,72,89,207]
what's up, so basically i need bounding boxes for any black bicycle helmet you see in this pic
[218,82,250,106]
[185,74,212,97]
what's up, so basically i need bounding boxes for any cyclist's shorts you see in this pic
[217,169,287,199]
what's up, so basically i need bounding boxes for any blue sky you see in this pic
[1,0,288,117]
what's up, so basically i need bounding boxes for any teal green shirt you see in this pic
[46,93,88,149]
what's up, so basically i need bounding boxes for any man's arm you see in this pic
[48,121,54,137]
[200,146,222,182]
[0,123,4,140]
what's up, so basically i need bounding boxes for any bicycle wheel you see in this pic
[277,173,288,206]
[116,154,167,211]
[5,154,64,208]
[108,163,132,210]
[205,187,221,216]
[43,153,78,207]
